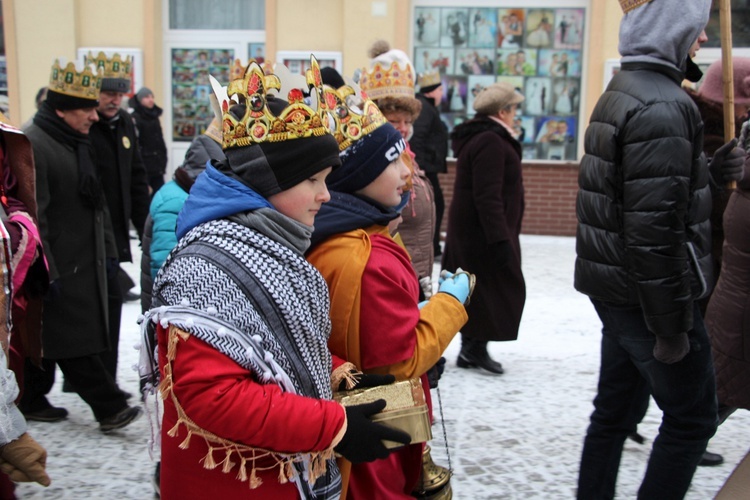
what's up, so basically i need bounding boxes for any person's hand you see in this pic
[334,400,411,463]
[491,241,512,269]
[438,269,474,305]
[338,372,395,391]
[709,139,745,184]
[419,276,433,300]
[0,433,50,487]
[106,258,119,281]
[427,356,447,389]
[44,280,62,302]
[653,333,689,364]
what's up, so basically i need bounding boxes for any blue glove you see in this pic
[438,270,453,286]
[438,271,471,304]
[417,300,429,309]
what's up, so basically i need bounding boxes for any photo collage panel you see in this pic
[171,48,235,142]
[414,6,585,160]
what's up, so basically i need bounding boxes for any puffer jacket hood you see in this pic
[619,0,710,71]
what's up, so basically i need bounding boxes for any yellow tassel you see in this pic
[178,431,192,449]
[167,421,181,438]
[221,450,235,473]
[284,460,296,482]
[249,467,263,489]
[201,447,217,469]
[236,457,248,482]
[278,463,288,484]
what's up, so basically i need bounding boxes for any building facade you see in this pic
[1,1,739,235]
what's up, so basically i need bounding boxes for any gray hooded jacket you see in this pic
[574,0,713,338]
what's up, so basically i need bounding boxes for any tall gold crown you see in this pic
[359,60,416,101]
[214,55,337,149]
[418,70,442,90]
[322,84,388,151]
[85,51,132,80]
[48,60,101,100]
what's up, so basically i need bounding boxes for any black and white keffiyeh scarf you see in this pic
[139,216,341,499]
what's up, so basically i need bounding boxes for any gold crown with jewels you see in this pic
[213,55,338,149]
[359,59,416,101]
[322,83,388,151]
[417,69,442,90]
[48,60,101,100]
[85,51,132,80]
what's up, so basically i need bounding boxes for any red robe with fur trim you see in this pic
[157,326,347,499]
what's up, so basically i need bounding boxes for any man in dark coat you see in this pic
[130,87,168,194]
[20,59,141,432]
[442,82,526,375]
[89,53,150,388]
[573,1,743,497]
[411,70,448,256]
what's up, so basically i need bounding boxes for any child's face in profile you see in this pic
[267,167,333,226]
[355,156,411,208]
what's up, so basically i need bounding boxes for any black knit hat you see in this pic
[45,89,99,111]
[220,97,341,198]
[327,122,405,193]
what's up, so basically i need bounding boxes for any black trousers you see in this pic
[101,267,124,381]
[425,172,445,253]
[20,354,127,421]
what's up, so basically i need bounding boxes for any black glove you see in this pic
[491,241,512,269]
[427,356,446,389]
[338,372,395,391]
[106,258,119,281]
[335,400,412,463]
[653,333,689,364]
[709,138,745,185]
[44,280,62,302]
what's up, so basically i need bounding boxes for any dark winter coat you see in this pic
[442,115,525,342]
[574,61,713,338]
[25,123,117,359]
[705,179,750,410]
[130,100,167,178]
[90,109,150,262]
[688,91,745,283]
[410,93,448,173]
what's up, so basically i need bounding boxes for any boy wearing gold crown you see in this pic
[140,58,410,499]
[21,60,142,432]
[307,83,472,498]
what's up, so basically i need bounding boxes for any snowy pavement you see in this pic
[15,235,750,499]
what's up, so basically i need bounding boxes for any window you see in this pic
[413,2,587,161]
[171,48,235,141]
[169,0,264,30]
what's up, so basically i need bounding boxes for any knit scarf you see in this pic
[140,215,340,499]
[33,102,104,209]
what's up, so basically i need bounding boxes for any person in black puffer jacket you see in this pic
[130,88,168,194]
[574,1,744,498]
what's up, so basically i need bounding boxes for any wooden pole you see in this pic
[719,0,735,189]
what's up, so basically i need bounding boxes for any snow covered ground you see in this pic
[15,235,750,499]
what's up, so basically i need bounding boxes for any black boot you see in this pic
[456,337,504,374]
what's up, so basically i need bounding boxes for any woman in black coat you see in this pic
[130,88,167,194]
[443,82,526,374]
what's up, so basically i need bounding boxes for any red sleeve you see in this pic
[164,329,345,455]
[358,234,421,370]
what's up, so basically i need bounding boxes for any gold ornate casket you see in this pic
[334,377,432,449]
